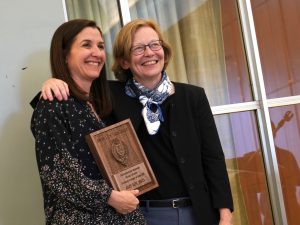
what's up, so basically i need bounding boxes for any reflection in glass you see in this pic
[251,0,300,98]
[64,0,121,79]
[215,111,273,225]
[128,0,252,106]
[221,0,253,103]
[269,105,300,225]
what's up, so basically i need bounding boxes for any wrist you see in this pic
[219,208,232,221]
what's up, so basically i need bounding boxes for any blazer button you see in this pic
[189,184,195,190]
[179,157,186,164]
[171,131,177,137]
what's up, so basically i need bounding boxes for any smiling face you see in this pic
[66,27,106,92]
[121,26,165,89]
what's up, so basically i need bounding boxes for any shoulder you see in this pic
[108,80,126,97]
[108,80,125,89]
[171,82,212,113]
[172,81,206,99]
[34,96,78,115]
[173,81,204,91]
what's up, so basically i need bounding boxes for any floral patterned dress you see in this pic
[31,96,145,225]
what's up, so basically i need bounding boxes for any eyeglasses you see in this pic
[131,40,163,55]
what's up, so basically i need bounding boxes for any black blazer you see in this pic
[109,80,233,225]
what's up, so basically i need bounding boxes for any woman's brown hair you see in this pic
[112,19,173,81]
[50,19,112,117]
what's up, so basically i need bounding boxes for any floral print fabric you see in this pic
[31,97,145,225]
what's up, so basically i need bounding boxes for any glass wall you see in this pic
[64,0,300,224]
[250,0,300,98]
[249,0,300,224]
[269,105,300,225]
[215,112,273,225]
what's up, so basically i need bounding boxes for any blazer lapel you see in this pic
[110,81,144,131]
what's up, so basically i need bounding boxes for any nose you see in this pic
[91,46,101,56]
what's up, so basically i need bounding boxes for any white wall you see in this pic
[0,1,65,224]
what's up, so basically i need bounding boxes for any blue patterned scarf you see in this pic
[125,72,175,135]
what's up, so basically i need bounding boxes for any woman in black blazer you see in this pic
[36,18,233,225]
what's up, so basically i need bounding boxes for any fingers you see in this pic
[41,86,54,101]
[115,204,138,215]
[41,78,69,101]
[130,189,140,196]
[117,208,135,215]
[107,190,140,215]
[62,81,70,99]
[119,202,139,215]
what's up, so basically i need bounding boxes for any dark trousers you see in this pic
[140,205,198,225]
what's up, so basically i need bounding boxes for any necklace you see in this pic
[86,101,100,122]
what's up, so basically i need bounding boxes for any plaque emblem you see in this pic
[111,138,128,166]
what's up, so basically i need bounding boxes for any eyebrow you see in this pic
[80,39,105,44]
[132,39,159,45]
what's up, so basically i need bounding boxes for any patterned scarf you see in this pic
[125,72,175,135]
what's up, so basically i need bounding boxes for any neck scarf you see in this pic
[125,72,175,135]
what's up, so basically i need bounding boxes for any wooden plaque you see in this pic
[85,119,158,195]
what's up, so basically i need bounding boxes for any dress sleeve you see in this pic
[30,91,41,109]
[31,99,112,212]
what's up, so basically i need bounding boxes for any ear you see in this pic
[118,58,130,69]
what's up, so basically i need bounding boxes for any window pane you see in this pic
[215,111,274,225]
[129,0,253,106]
[64,0,121,79]
[269,105,300,225]
[251,0,300,98]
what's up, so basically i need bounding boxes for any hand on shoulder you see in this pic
[41,78,69,101]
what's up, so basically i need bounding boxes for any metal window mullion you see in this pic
[117,0,131,26]
[211,95,300,115]
[267,95,300,108]
[211,101,259,115]
[236,0,288,224]
[62,0,69,21]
